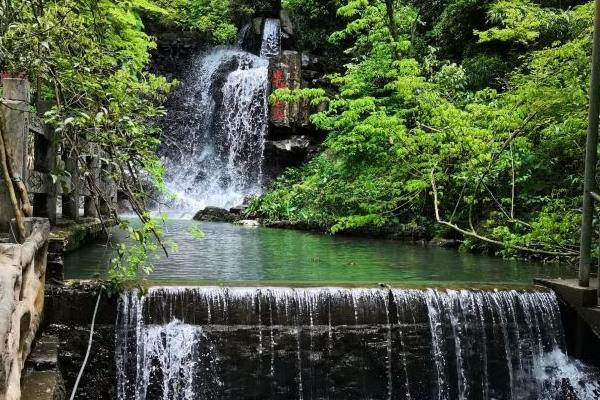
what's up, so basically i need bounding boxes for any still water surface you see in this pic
[64,219,573,285]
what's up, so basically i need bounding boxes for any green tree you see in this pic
[251,0,594,261]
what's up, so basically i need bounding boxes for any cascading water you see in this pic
[115,287,600,400]
[260,19,282,58]
[159,47,269,212]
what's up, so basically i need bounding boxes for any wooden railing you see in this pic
[0,218,50,400]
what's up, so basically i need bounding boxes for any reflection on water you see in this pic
[64,219,574,284]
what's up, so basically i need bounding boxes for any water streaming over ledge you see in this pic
[159,47,269,211]
[260,19,282,58]
[115,287,599,400]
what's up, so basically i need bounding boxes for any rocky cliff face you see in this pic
[240,11,327,181]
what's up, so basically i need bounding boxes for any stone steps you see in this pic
[21,334,66,400]
[21,370,65,400]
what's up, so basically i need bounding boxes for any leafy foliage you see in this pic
[251,0,595,261]
[154,0,276,43]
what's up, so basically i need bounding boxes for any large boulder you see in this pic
[264,135,317,164]
[280,9,294,37]
[269,135,311,152]
[301,53,323,72]
[234,220,261,227]
[193,207,235,222]
[263,136,319,181]
[269,51,306,128]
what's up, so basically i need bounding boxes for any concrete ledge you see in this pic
[535,278,600,361]
[47,218,115,283]
[50,218,113,254]
[579,306,600,337]
[44,284,117,326]
[25,335,58,371]
[533,278,598,308]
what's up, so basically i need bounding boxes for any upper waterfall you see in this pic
[260,18,282,58]
[159,47,269,213]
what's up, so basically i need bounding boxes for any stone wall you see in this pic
[41,284,118,400]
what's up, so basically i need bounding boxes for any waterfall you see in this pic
[115,287,600,400]
[260,19,281,58]
[159,47,269,212]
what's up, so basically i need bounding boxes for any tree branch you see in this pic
[431,169,577,258]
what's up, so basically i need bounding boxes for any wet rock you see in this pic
[25,335,59,371]
[230,195,256,215]
[264,136,319,179]
[41,284,117,400]
[253,17,264,35]
[301,53,323,72]
[193,207,236,222]
[264,135,319,161]
[302,69,321,81]
[280,10,294,37]
[229,205,245,215]
[269,135,311,152]
[429,237,461,249]
[238,23,260,53]
[234,219,261,227]
[44,324,116,400]
[229,204,248,215]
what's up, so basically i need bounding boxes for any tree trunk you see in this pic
[384,0,400,59]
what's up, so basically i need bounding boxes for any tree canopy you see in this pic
[251,0,595,261]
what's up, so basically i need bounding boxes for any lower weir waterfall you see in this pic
[115,287,599,400]
[159,47,269,211]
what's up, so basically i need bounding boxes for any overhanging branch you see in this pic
[430,169,577,258]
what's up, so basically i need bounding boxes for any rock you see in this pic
[280,9,294,36]
[301,53,323,71]
[234,220,261,227]
[193,207,235,223]
[269,51,304,127]
[269,135,311,152]
[229,204,250,215]
[242,195,257,205]
[253,17,264,35]
[429,237,461,249]
[302,69,321,81]
[264,136,319,179]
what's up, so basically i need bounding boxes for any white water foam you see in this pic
[160,47,269,213]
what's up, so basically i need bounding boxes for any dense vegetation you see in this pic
[250,0,596,261]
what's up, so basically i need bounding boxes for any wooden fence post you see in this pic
[0,78,29,233]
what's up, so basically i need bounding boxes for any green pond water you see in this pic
[64,219,574,286]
